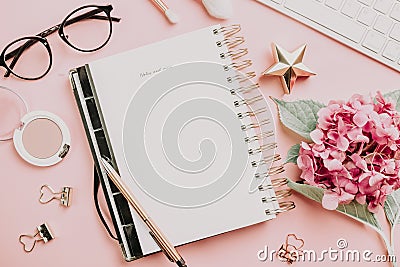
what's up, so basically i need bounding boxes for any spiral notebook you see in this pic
[69,24,294,261]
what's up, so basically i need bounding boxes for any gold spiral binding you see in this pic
[265,201,296,215]
[262,189,292,203]
[245,130,274,143]
[227,72,256,83]
[240,119,271,131]
[231,83,260,95]
[220,48,248,61]
[234,95,264,107]
[248,142,277,155]
[271,178,289,187]
[216,36,245,50]
[213,24,241,38]
[258,178,288,191]
[216,24,294,217]
[237,106,268,119]
[251,153,281,167]
[224,60,252,71]
[254,165,285,179]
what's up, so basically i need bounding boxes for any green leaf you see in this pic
[384,189,400,264]
[286,179,382,230]
[383,90,400,112]
[271,98,325,140]
[285,144,300,164]
[384,189,400,226]
[286,179,398,264]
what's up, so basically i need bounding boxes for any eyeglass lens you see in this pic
[4,38,51,80]
[2,5,115,80]
[62,6,112,52]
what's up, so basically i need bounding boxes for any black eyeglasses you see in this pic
[0,4,121,80]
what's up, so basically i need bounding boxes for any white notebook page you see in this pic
[89,25,276,255]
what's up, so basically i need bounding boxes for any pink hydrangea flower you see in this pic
[297,92,400,213]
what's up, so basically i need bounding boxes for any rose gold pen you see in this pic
[100,158,187,267]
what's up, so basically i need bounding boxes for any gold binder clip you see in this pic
[19,223,54,253]
[39,184,72,207]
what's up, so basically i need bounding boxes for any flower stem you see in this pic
[376,228,397,267]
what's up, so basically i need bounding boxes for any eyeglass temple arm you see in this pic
[4,11,121,77]
[4,39,37,77]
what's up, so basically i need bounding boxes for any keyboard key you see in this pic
[326,0,344,10]
[390,3,400,21]
[383,40,400,61]
[257,0,400,71]
[342,0,362,18]
[374,0,395,14]
[390,23,400,41]
[285,0,366,42]
[358,0,374,6]
[374,15,393,33]
[358,7,378,25]
[362,30,387,52]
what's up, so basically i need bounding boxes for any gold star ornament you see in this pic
[262,43,316,94]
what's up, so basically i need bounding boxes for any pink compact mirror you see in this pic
[0,86,71,167]
[13,111,71,166]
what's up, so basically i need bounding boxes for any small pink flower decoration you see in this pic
[296,92,400,213]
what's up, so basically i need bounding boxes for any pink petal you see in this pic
[369,173,384,186]
[375,91,385,104]
[358,173,370,183]
[347,127,370,142]
[301,141,311,150]
[310,129,324,145]
[330,150,346,162]
[350,154,367,171]
[381,184,393,195]
[344,182,358,194]
[375,126,387,138]
[367,202,380,213]
[360,104,373,113]
[327,131,339,141]
[322,191,339,210]
[317,108,332,130]
[338,118,347,135]
[387,126,399,140]
[379,113,391,126]
[355,194,366,205]
[351,99,362,109]
[324,159,343,171]
[337,135,350,151]
[338,191,355,204]
[347,127,362,140]
[297,155,309,169]
[353,112,368,127]
[355,135,369,143]
[301,171,315,183]
[384,160,396,174]
[320,150,330,159]
[297,155,315,183]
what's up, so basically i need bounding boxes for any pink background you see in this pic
[1,0,399,266]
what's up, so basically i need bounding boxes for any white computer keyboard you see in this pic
[255,0,400,72]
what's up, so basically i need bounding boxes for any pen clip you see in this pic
[149,231,174,262]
